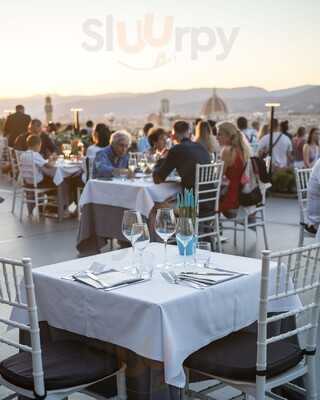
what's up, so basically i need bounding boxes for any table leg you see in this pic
[58,184,64,222]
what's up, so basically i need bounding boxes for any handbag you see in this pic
[239,160,263,207]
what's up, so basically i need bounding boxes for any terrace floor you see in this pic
[0,178,319,399]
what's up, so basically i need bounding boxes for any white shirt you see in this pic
[86,145,105,160]
[20,150,47,184]
[243,128,257,143]
[258,132,292,168]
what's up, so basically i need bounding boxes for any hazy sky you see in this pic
[0,0,319,97]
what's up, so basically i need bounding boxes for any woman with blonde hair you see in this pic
[217,122,252,217]
[195,120,220,156]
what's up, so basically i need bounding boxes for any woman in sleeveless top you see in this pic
[303,127,320,168]
[217,122,252,218]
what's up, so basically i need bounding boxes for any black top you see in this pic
[4,112,31,147]
[14,132,57,159]
[153,138,211,190]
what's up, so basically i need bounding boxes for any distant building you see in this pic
[201,89,228,120]
[44,96,53,123]
[160,98,170,114]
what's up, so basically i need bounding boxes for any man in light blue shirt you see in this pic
[93,131,131,178]
[137,122,153,153]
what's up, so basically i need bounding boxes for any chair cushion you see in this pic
[184,330,303,382]
[0,340,118,391]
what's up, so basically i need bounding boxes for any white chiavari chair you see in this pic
[77,156,94,220]
[184,243,320,400]
[0,256,127,400]
[18,151,57,222]
[9,149,24,215]
[295,167,313,247]
[194,162,224,252]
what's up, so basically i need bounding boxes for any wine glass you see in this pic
[122,210,143,272]
[146,154,156,172]
[155,208,176,269]
[62,143,71,159]
[128,156,137,177]
[131,223,150,278]
[196,242,212,269]
[176,218,194,271]
[138,157,147,173]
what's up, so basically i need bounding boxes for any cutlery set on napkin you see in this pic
[64,262,244,291]
[62,262,148,291]
[161,268,245,289]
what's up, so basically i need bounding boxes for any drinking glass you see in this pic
[62,143,72,159]
[196,242,212,268]
[138,157,147,173]
[155,208,176,269]
[131,223,150,277]
[128,156,137,177]
[122,210,143,272]
[176,218,194,270]
[146,154,156,172]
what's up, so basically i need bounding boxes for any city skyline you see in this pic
[1,0,319,98]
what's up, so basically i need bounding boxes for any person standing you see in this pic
[303,127,320,168]
[292,127,306,168]
[4,105,31,147]
[137,123,153,153]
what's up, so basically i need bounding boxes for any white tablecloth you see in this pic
[53,161,82,186]
[79,179,181,217]
[12,244,300,388]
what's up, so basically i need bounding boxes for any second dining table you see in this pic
[77,177,181,255]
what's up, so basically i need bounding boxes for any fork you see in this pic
[161,271,205,289]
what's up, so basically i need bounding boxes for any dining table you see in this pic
[77,177,181,255]
[12,243,301,399]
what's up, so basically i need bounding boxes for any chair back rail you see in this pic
[19,151,39,188]
[295,168,312,225]
[0,257,45,396]
[195,162,224,214]
[257,243,320,373]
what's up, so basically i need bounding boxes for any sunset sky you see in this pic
[0,0,319,98]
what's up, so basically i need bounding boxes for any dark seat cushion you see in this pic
[0,340,118,391]
[184,330,303,382]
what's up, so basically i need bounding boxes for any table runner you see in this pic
[12,244,301,388]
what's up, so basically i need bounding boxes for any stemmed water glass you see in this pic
[176,217,194,271]
[62,143,72,159]
[131,223,150,277]
[121,210,143,272]
[128,155,137,178]
[155,208,176,269]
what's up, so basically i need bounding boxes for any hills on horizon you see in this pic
[0,85,319,121]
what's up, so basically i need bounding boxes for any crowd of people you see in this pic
[1,104,320,233]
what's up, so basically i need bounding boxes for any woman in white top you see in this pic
[303,127,320,168]
[86,123,111,159]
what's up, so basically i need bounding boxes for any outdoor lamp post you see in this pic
[70,108,83,135]
[265,103,280,176]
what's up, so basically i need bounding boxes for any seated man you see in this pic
[93,130,131,179]
[306,158,320,235]
[153,120,211,190]
[19,134,56,188]
[15,119,57,159]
